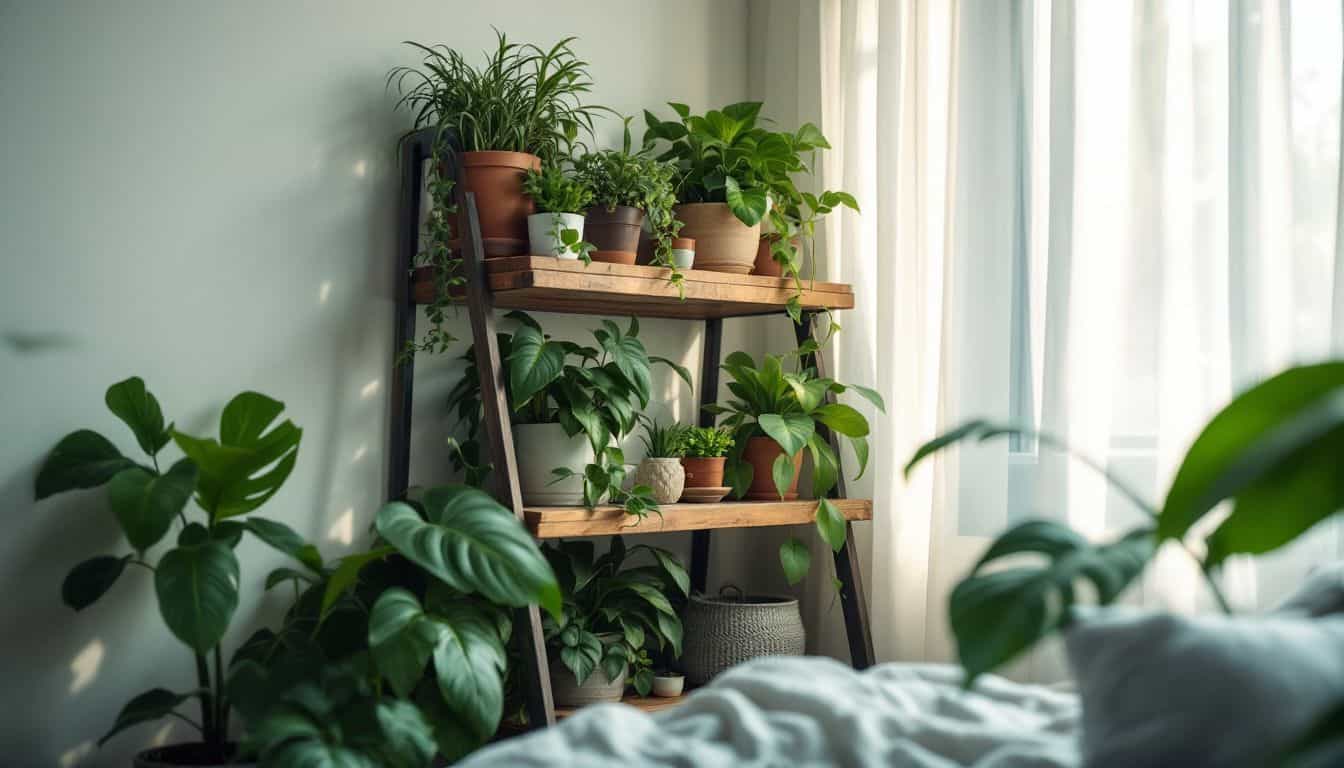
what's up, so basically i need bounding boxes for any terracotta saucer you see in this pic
[679,486,732,503]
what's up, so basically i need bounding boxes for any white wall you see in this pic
[0,2,751,764]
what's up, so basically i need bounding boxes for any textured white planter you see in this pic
[528,212,586,258]
[550,662,627,707]
[633,457,685,505]
[514,422,591,505]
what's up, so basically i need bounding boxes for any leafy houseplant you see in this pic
[679,426,735,491]
[709,351,885,584]
[233,485,560,765]
[522,164,595,261]
[35,378,310,764]
[390,31,606,257]
[755,128,859,284]
[632,416,689,505]
[542,537,687,701]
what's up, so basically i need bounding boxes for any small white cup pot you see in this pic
[528,212,586,258]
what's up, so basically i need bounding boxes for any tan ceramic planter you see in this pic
[633,457,686,504]
[674,203,759,274]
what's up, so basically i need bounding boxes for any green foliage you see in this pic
[679,425,735,458]
[638,415,688,458]
[541,538,686,695]
[389,32,605,161]
[35,378,309,750]
[905,361,1344,692]
[522,163,593,214]
[402,140,462,360]
[779,538,811,586]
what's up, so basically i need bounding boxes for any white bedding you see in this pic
[461,656,1080,767]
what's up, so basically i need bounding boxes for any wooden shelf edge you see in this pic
[525,498,873,539]
[554,692,689,719]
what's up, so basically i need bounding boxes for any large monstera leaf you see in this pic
[507,323,565,410]
[375,486,561,620]
[172,391,301,521]
[154,527,241,654]
[949,521,1154,685]
[594,319,652,407]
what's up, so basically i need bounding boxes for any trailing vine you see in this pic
[400,136,464,362]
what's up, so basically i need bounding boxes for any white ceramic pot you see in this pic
[633,457,685,505]
[671,248,695,269]
[652,674,685,698]
[528,212,586,258]
[513,422,591,505]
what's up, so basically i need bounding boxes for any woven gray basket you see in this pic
[682,586,805,686]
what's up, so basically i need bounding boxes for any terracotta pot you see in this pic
[742,436,803,501]
[586,205,645,264]
[680,456,726,488]
[134,743,253,767]
[674,203,760,274]
[753,234,802,277]
[458,151,541,257]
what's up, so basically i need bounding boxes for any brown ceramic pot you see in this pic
[742,436,803,501]
[753,234,802,277]
[681,456,726,488]
[586,205,645,264]
[674,203,760,274]
[458,151,540,257]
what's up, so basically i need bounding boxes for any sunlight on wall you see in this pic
[360,379,381,399]
[353,159,367,178]
[59,741,92,767]
[318,281,332,305]
[151,721,175,747]
[68,639,104,695]
[352,443,367,462]
[328,507,354,545]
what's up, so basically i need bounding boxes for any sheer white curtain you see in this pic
[814,0,1344,675]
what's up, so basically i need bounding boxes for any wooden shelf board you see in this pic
[525,498,872,539]
[413,257,854,319]
[554,692,689,720]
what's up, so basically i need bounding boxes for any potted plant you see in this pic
[522,164,595,260]
[710,350,884,502]
[652,670,685,698]
[642,101,795,274]
[753,126,859,279]
[632,416,688,504]
[34,378,312,767]
[542,537,687,706]
[390,32,606,256]
[573,117,682,266]
[678,425,734,497]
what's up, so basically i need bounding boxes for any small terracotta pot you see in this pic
[753,234,802,277]
[586,205,645,264]
[458,151,541,257]
[742,436,803,501]
[674,203,760,274]
[681,456,726,488]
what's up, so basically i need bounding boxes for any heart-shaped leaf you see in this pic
[725,177,768,226]
[813,403,869,437]
[105,377,171,456]
[98,688,199,747]
[320,546,395,618]
[807,433,840,498]
[108,459,197,552]
[815,499,847,553]
[506,324,565,410]
[758,413,813,457]
[599,330,653,407]
[62,555,132,610]
[771,452,795,500]
[779,538,811,585]
[155,538,240,654]
[649,355,694,392]
[242,516,322,572]
[35,430,136,499]
[369,588,442,699]
[432,602,508,742]
[376,487,561,620]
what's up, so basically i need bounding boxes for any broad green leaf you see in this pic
[724,177,767,226]
[786,377,831,413]
[721,101,763,126]
[649,355,694,392]
[850,436,870,481]
[1160,363,1344,542]
[599,331,653,407]
[372,698,438,768]
[507,325,565,409]
[212,520,245,548]
[321,546,395,618]
[815,499,847,553]
[243,516,323,572]
[601,643,626,684]
[633,667,655,697]
[108,459,197,552]
[950,522,1154,685]
[560,629,602,685]
[814,403,869,437]
[62,555,131,610]
[807,433,839,498]
[376,488,561,619]
[793,122,830,150]
[98,688,199,747]
[656,610,683,656]
[433,602,508,741]
[369,588,441,698]
[779,538,811,585]
[650,547,689,596]
[846,383,886,413]
[155,539,240,654]
[771,452,795,500]
[105,377,171,456]
[265,567,312,590]
[620,618,645,649]
[758,413,814,457]
[35,430,135,499]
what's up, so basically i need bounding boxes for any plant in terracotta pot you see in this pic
[573,117,683,270]
[642,101,797,274]
[633,416,689,504]
[541,537,687,705]
[678,425,735,492]
[34,377,312,767]
[522,163,595,261]
[390,32,606,256]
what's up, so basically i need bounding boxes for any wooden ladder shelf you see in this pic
[387,128,875,733]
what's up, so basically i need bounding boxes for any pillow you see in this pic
[1065,606,1344,767]
[1274,561,1344,617]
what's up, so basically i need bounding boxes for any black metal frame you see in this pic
[388,135,875,734]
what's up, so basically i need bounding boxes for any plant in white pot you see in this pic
[633,416,688,505]
[522,163,595,261]
[542,537,687,705]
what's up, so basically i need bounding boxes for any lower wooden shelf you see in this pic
[524,499,872,538]
[554,692,689,720]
